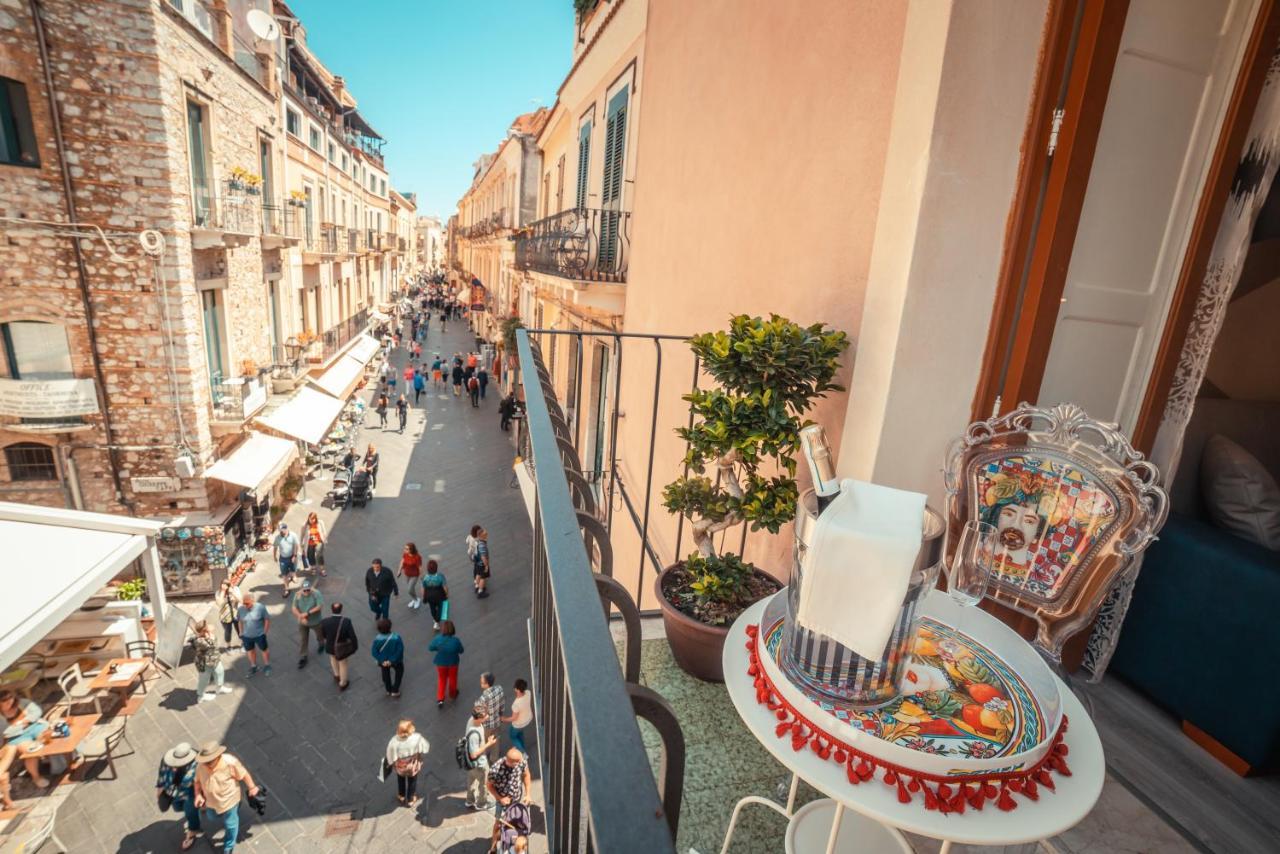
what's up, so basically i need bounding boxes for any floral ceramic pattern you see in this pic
[974,455,1118,601]
[767,616,1046,759]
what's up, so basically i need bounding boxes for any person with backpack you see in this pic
[420,559,449,629]
[385,719,429,808]
[431,357,443,389]
[371,618,405,698]
[320,602,358,692]
[428,620,463,708]
[376,392,389,429]
[471,525,491,598]
[412,367,426,404]
[461,704,496,811]
[467,374,480,408]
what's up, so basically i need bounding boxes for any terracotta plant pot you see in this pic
[655,563,780,683]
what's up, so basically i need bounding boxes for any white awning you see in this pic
[0,503,164,673]
[349,333,381,364]
[255,386,346,446]
[203,432,298,494]
[308,354,365,400]
[370,310,391,323]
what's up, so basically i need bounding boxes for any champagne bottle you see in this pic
[800,424,840,512]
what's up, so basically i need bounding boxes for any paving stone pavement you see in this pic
[59,316,544,853]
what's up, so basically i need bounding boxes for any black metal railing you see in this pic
[209,371,267,422]
[366,228,378,250]
[319,308,370,362]
[515,207,630,283]
[347,229,358,253]
[319,224,338,254]
[271,341,315,379]
[192,187,257,234]
[260,204,299,240]
[515,329,682,853]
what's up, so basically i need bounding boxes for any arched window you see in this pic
[4,442,57,481]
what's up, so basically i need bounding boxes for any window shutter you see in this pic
[575,122,591,209]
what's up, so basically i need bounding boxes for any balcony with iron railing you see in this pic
[260,203,300,248]
[384,231,398,253]
[209,369,268,424]
[191,183,259,249]
[319,307,371,362]
[365,228,379,251]
[514,207,630,283]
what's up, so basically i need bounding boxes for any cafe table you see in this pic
[86,658,151,710]
[722,594,1105,854]
[21,713,99,763]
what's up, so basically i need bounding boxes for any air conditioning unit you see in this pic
[174,455,196,479]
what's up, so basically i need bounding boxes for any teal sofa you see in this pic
[1109,399,1280,770]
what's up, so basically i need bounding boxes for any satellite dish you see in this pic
[247,9,279,41]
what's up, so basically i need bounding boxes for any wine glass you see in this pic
[949,520,997,629]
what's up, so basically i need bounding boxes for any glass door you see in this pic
[187,100,211,226]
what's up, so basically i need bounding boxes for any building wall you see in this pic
[609,0,908,601]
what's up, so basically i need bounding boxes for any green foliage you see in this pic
[573,0,599,19]
[500,315,525,352]
[664,314,849,544]
[683,553,755,612]
[116,578,147,601]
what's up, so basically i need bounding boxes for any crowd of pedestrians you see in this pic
[166,287,532,851]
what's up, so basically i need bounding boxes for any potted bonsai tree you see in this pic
[657,313,849,681]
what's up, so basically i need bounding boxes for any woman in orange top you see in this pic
[304,512,327,576]
[399,542,424,609]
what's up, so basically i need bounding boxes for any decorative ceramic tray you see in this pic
[758,590,1063,776]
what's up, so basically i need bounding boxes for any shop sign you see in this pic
[0,377,98,418]
[131,476,182,494]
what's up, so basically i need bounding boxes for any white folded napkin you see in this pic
[795,478,927,660]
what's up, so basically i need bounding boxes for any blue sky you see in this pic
[291,0,573,219]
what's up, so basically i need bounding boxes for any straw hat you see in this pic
[195,741,226,764]
[163,742,197,767]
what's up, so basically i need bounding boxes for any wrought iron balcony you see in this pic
[210,371,268,423]
[459,209,510,241]
[260,204,300,246]
[319,307,371,362]
[191,186,258,248]
[515,207,630,283]
[347,228,359,254]
[366,228,378,251]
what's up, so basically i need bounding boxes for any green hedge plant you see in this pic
[661,314,849,620]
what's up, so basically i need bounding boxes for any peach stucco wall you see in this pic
[612,0,909,603]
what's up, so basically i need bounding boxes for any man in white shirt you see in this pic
[502,678,533,756]
[464,705,496,810]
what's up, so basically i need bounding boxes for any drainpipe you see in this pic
[30,0,131,511]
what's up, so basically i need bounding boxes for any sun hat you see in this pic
[301,576,313,590]
[195,741,226,764]
[163,742,197,767]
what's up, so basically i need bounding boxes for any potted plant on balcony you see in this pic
[228,166,250,193]
[288,190,307,208]
[244,172,263,196]
[657,314,849,681]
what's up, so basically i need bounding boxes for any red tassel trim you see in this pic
[744,624,1071,815]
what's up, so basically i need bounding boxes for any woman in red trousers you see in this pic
[427,620,463,708]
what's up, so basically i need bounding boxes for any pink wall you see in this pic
[614,0,908,602]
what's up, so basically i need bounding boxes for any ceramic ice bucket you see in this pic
[785,490,946,707]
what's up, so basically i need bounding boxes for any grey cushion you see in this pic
[1201,434,1280,551]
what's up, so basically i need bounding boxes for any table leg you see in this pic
[938,842,953,854]
[824,802,844,854]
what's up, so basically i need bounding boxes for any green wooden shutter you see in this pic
[599,88,629,272]
[575,121,591,209]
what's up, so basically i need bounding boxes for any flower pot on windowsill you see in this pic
[655,562,782,682]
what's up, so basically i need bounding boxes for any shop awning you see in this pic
[0,503,164,673]
[308,354,365,400]
[203,432,298,494]
[255,386,346,446]
[348,333,381,364]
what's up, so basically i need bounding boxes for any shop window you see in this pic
[0,77,39,168]
[4,442,57,481]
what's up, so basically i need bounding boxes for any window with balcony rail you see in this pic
[514,207,631,283]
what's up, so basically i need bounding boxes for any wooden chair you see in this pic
[76,718,130,781]
[54,664,101,715]
[944,402,1168,674]
[124,640,155,659]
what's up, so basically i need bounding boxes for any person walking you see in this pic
[272,522,301,591]
[376,393,389,429]
[471,525,491,598]
[432,357,443,389]
[467,374,480,408]
[191,620,231,701]
[320,602,358,691]
[486,748,533,813]
[216,579,240,651]
[451,362,464,397]
[477,365,489,400]
[476,672,504,764]
[463,705,496,811]
[403,362,414,391]
[421,559,449,629]
[364,444,380,489]
[498,393,516,432]
[399,542,424,609]
[193,742,259,853]
[502,679,532,755]
[365,558,399,620]
[290,577,325,669]
[396,393,409,433]
[371,618,405,698]
[385,720,429,808]
[412,367,426,404]
[156,742,202,850]
[428,620,463,708]
[235,593,270,677]
[303,512,327,576]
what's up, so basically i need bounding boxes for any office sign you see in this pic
[0,377,99,418]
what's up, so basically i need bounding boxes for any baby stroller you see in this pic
[326,467,353,508]
[492,801,531,854]
[349,468,372,508]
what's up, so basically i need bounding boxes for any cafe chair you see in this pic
[124,640,161,691]
[76,718,130,781]
[54,664,102,715]
[20,811,66,853]
[943,401,1169,677]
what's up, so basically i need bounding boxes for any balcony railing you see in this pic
[384,231,397,251]
[271,340,314,380]
[210,371,267,422]
[192,187,257,235]
[319,307,370,362]
[347,229,358,253]
[320,225,338,254]
[260,204,300,240]
[515,207,630,283]
[459,209,510,240]
[366,228,378,250]
[398,236,406,251]
[514,329,682,853]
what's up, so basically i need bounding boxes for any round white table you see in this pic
[721,596,1105,853]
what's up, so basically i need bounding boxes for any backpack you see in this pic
[455,729,480,770]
